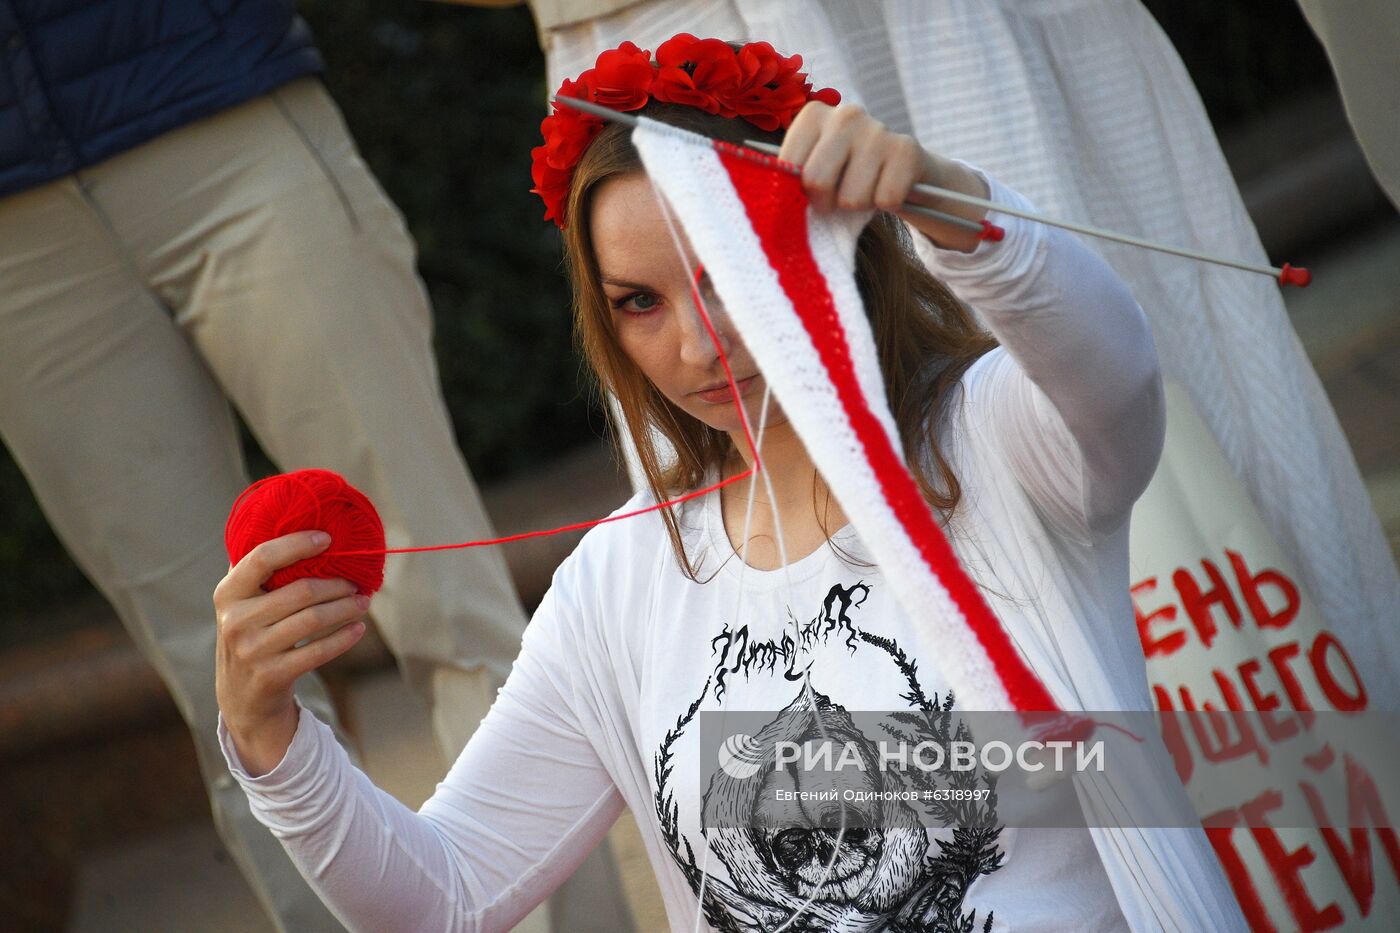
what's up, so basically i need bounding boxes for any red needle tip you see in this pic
[978,219,1005,242]
[1279,263,1312,288]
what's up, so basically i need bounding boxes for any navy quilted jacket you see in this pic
[0,0,322,198]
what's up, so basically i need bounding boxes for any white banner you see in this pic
[1131,383,1400,930]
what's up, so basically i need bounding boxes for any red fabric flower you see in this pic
[542,82,605,167]
[587,41,654,111]
[531,34,844,227]
[529,144,573,227]
[730,42,813,131]
[531,79,606,225]
[653,34,741,115]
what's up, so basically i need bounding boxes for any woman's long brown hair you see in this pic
[562,102,996,579]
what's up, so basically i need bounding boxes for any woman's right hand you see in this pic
[214,530,370,777]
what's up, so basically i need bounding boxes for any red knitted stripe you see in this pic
[716,147,1058,712]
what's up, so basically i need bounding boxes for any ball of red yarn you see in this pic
[224,469,386,595]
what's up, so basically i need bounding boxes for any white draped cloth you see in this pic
[544,0,1400,711]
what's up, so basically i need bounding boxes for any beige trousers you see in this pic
[1298,0,1400,208]
[0,78,632,933]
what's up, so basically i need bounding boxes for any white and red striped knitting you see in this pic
[634,118,1059,715]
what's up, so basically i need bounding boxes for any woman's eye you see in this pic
[615,292,659,315]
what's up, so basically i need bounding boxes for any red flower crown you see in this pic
[530,34,841,228]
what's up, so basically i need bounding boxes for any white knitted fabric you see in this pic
[634,118,1014,712]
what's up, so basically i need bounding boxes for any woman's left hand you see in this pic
[778,101,991,252]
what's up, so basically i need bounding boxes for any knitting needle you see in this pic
[551,95,1310,286]
[552,96,1003,241]
[739,139,1310,286]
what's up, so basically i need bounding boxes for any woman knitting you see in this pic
[213,35,1244,932]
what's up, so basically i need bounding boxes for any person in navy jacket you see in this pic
[0,3,632,930]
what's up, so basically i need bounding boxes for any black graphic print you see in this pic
[654,582,1004,932]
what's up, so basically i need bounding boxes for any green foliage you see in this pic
[1141,0,1332,125]
[0,450,95,631]
[300,0,593,477]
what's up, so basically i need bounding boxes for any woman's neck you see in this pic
[725,420,813,501]
[720,421,848,569]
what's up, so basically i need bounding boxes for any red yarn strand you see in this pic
[227,256,763,576]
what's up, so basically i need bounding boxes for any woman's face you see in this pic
[589,172,776,437]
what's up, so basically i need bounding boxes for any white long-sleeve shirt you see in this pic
[219,177,1230,932]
